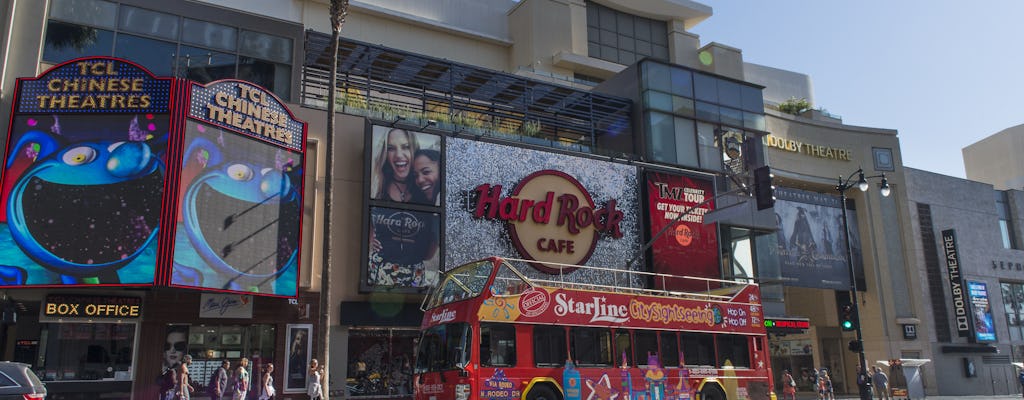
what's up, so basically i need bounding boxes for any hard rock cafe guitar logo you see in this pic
[472,170,623,273]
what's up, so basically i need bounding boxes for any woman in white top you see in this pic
[232,358,250,400]
[307,358,323,400]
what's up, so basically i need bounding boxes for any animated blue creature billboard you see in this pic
[0,57,171,286]
[169,80,306,296]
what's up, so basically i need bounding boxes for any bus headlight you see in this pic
[455,383,471,400]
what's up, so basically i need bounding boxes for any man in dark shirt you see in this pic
[209,360,230,400]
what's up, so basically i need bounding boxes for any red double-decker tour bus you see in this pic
[414,257,775,400]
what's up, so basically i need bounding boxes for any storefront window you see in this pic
[162,324,275,393]
[40,322,136,381]
[348,328,418,397]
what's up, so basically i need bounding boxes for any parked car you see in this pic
[0,361,45,399]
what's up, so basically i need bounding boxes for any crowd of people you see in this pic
[780,366,890,400]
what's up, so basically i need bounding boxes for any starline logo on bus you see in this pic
[430,309,456,324]
[553,292,629,323]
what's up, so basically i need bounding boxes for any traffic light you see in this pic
[840,304,857,331]
[753,165,775,210]
[848,339,863,353]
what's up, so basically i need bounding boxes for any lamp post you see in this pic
[836,168,889,400]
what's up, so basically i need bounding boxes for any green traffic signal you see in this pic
[841,320,854,330]
[840,304,856,331]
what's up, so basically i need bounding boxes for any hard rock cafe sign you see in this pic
[472,170,623,273]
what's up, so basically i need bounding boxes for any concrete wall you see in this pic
[744,62,815,106]
[963,124,1024,190]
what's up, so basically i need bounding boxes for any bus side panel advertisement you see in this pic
[0,57,172,287]
[772,187,862,290]
[967,280,996,342]
[645,172,718,291]
[470,285,765,334]
[169,80,306,297]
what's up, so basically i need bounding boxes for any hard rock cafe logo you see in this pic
[472,170,623,273]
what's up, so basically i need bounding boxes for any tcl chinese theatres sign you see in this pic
[473,170,623,273]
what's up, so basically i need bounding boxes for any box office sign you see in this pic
[0,57,306,298]
[42,294,142,319]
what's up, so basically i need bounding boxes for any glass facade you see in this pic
[997,190,1017,249]
[42,0,294,99]
[39,322,136,381]
[586,1,668,65]
[640,61,766,171]
[1002,282,1024,341]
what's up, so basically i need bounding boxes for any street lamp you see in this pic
[836,167,889,400]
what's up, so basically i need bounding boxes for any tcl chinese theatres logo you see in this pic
[472,170,623,273]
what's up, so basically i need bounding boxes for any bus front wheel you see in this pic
[526,384,561,400]
[700,385,726,400]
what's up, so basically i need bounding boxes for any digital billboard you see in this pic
[169,80,306,296]
[0,57,172,286]
[771,187,863,290]
[644,171,718,291]
[967,280,996,342]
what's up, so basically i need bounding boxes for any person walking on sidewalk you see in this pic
[781,369,797,400]
[871,366,890,400]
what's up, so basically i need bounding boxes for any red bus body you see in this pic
[414,257,776,400]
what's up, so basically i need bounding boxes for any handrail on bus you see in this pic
[498,257,758,303]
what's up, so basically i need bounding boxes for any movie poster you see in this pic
[772,187,862,290]
[645,172,719,291]
[0,58,171,286]
[169,80,306,296]
[967,281,996,342]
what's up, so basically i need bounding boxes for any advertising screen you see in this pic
[170,80,305,296]
[366,206,441,288]
[967,280,996,342]
[644,172,718,291]
[0,57,172,286]
[369,125,443,206]
[772,187,862,290]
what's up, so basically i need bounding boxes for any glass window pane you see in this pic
[694,73,718,102]
[670,68,693,97]
[600,29,617,47]
[1003,283,1015,313]
[119,6,179,40]
[645,91,673,113]
[601,45,617,61]
[238,58,291,100]
[49,0,117,28]
[43,21,115,63]
[697,122,722,171]
[533,326,566,367]
[1001,220,1012,249]
[644,62,671,91]
[599,6,616,29]
[114,34,177,76]
[570,327,612,367]
[648,112,676,164]
[588,43,600,58]
[652,45,668,60]
[716,335,750,368]
[660,332,680,367]
[240,31,292,63]
[618,35,635,51]
[720,106,744,127]
[618,50,636,65]
[718,80,742,108]
[741,85,764,112]
[681,332,715,366]
[617,14,634,36]
[636,40,652,57]
[179,46,237,83]
[673,96,694,117]
[614,331,632,366]
[481,324,516,367]
[674,117,698,168]
[743,112,766,131]
[650,22,667,46]
[588,27,599,42]
[44,323,136,381]
[182,19,237,51]
[695,101,719,123]
[635,19,651,42]
[635,331,658,366]
[587,5,599,27]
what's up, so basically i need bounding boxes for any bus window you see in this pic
[681,332,715,366]
[635,330,658,366]
[659,332,680,367]
[570,327,613,367]
[534,326,566,367]
[613,330,632,367]
[716,335,750,368]
[481,323,516,367]
[415,323,471,373]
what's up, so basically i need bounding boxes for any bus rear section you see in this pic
[414,257,776,400]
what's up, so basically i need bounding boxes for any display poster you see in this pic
[170,80,306,297]
[0,57,171,286]
[284,324,312,393]
[645,172,718,291]
[368,125,443,206]
[772,187,862,290]
[967,280,996,342]
[366,206,441,288]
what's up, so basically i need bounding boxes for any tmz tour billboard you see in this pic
[425,283,765,335]
[444,138,641,285]
[644,171,718,291]
[0,57,306,297]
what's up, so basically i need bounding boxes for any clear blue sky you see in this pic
[689,1,1024,179]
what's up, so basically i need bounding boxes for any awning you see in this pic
[339,301,423,327]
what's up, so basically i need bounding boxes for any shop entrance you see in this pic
[347,328,418,398]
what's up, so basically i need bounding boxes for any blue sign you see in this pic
[967,280,996,342]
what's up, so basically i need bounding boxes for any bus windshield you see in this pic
[424,260,493,309]
[415,323,471,373]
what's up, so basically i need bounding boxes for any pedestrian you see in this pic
[258,363,276,400]
[307,358,324,400]
[1017,367,1024,398]
[209,360,230,400]
[176,355,195,400]
[871,366,889,400]
[781,369,797,400]
[817,369,834,400]
[232,358,250,400]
